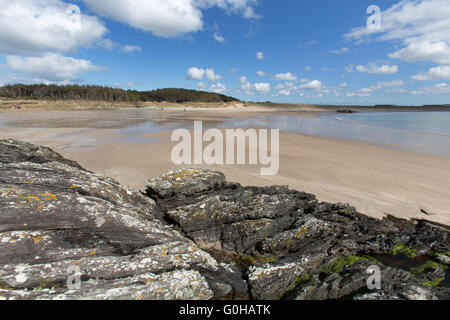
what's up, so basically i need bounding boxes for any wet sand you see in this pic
[1,109,449,225]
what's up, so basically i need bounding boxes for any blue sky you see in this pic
[0,0,449,105]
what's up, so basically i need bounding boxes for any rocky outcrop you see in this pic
[146,169,450,300]
[1,139,449,300]
[0,139,244,300]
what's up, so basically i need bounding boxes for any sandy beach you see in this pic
[1,108,449,226]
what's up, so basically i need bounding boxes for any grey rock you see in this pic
[146,168,226,199]
[146,169,449,301]
[0,139,224,300]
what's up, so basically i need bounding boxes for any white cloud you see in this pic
[206,69,221,81]
[345,0,450,65]
[256,52,264,60]
[187,67,205,80]
[0,0,107,56]
[273,80,331,97]
[346,87,374,97]
[214,33,227,43]
[273,72,297,81]
[330,47,349,54]
[412,65,450,81]
[385,88,408,94]
[346,80,406,97]
[411,82,450,95]
[212,22,227,43]
[299,80,324,91]
[243,6,263,19]
[371,80,406,89]
[84,0,261,38]
[355,63,399,75]
[6,52,103,82]
[122,45,142,53]
[305,66,312,71]
[210,82,226,93]
[389,41,450,65]
[239,76,270,95]
[277,89,291,96]
[256,71,267,77]
[253,83,271,94]
[275,82,296,90]
[186,67,221,81]
[274,82,296,96]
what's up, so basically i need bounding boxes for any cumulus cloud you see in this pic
[389,41,450,65]
[239,76,270,95]
[253,83,271,94]
[274,82,297,96]
[355,63,399,75]
[345,0,450,65]
[209,82,226,93]
[6,52,104,82]
[84,0,261,38]
[273,80,330,97]
[299,80,327,92]
[273,72,297,81]
[186,67,221,81]
[412,65,450,81]
[205,69,222,81]
[0,0,107,56]
[187,67,205,80]
[256,52,264,60]
[276,89,291,96]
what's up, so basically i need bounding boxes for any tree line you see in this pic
[0,84,239,103]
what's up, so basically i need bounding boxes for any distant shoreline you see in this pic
[1,97,450,113]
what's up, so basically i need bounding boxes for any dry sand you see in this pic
[1,109,449,226]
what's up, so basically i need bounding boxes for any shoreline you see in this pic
[0,108,449,226]
[1,125,449,226]
[2,97,450,112]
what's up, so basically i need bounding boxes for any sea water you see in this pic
[221,112,450,158]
